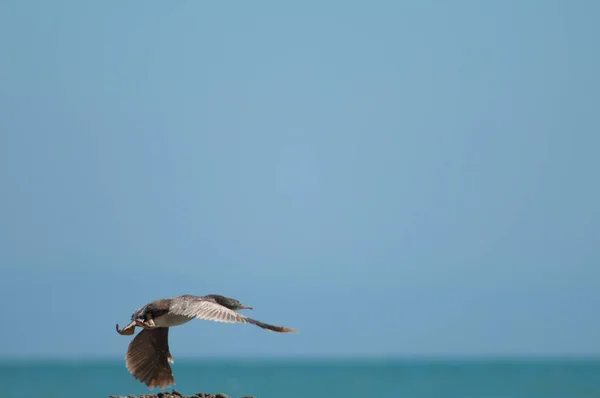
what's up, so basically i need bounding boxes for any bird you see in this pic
[115,294,297,389]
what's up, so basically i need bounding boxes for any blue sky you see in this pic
[0,0,598,359]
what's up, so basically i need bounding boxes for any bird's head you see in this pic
[209,294,253,311]
[130,306,157,328]
[131,307,148,322]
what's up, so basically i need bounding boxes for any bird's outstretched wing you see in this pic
[245,317,298,333]
[125,328,175,389]
[169,296,249,323]
[169,296,298,332]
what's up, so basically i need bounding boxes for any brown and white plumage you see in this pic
[116,294,297,389]
[125,328,175,389]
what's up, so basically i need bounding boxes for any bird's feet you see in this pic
[134,318,156,329]
[116,321,136,335]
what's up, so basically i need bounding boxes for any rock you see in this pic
[109,390,251,398]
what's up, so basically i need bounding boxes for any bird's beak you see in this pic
[240,305,253,310]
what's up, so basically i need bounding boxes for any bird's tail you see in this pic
[246,318,298,333]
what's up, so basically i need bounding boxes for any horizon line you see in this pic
[3,353,600,363]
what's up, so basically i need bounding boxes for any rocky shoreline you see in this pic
[109,390,255,398]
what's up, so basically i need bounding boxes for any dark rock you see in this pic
[109,390,250,398]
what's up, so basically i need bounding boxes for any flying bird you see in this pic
[116,294,297,389]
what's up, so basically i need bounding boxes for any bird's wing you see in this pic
[169,297,250,324]
[170,296,298,333]
[125,328,175,389]
[245,318,298,333]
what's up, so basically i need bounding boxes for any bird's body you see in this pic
[116,294,297,389]
[151,312,191,328]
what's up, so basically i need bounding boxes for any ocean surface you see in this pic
[2,358,599,398]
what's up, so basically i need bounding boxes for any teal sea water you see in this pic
[3,359,599,398]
